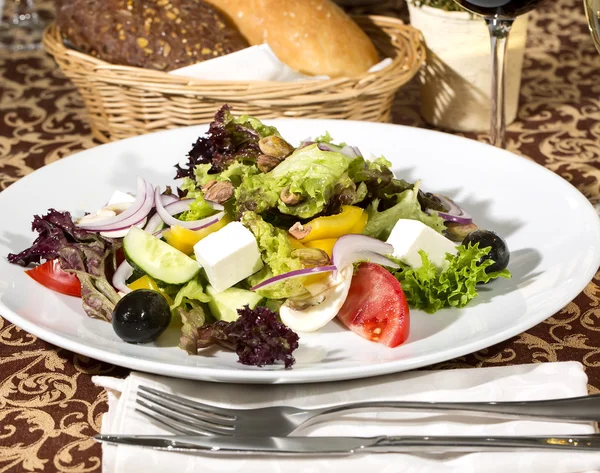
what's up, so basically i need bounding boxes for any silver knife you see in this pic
[95,434,600,456]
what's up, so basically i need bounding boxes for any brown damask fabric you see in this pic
[1,0,600,471]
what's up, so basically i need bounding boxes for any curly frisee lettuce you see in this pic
[393,244,511,314]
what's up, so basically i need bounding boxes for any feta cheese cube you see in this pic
[386,219,457,269]
[193,222,264,292]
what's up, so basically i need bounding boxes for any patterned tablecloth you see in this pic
[1,0,600,471]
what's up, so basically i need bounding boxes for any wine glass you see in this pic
[0,0,46,51]
[451,0,547,148]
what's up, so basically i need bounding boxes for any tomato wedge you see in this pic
[26,259,81,297]
[336,262,409,347]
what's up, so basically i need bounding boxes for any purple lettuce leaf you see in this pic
[7,209,121,322]
[194,305,299,368]
[7,209,97,266]
[175,104,263,179]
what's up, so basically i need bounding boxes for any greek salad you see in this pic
[7,105,511,369]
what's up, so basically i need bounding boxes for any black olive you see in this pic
[462,230,510,273]
[112,289,171,344]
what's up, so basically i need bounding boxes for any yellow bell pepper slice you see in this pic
[287,235,306,250]
[304,238,337,258]
[163,215,230,255]
[302,271,330,286]
[128,274,160,292]
[348,210,368,235]
[127,275,174,305]
[300,206,367,243]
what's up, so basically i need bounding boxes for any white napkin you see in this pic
[168,43,392,82]
[94,362,600,473]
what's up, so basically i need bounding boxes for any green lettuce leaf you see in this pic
[234,114,280,139]
[179,176,200,198]
[181,162,261,217]
[394,244,511,313]
[192,164,213,188]
[240,212,307,299]
[171,276,212,309]
[236,143,359,219]
[184,162,260,195]
[363,182,446,240]
[179,193,215,221]
[218,162,260,186]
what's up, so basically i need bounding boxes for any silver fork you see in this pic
[135,386,600,437]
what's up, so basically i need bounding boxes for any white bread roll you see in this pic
[204,0,380,77]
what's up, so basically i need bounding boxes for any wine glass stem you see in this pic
[486,18,514,149]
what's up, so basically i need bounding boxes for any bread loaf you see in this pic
[204,0,380,77]
[56,0,248,71]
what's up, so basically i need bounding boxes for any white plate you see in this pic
[1,120,599,384]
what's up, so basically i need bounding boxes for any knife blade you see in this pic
[94,434,600,456]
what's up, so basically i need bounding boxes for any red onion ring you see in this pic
[162,198,195,215]
[100,216,147,238]
[351,146,363,158]
[317,142,362,159]
[251,265,337,291]
[144,213,164,235]
[332,234,399,271]
[78,179,155,231]
[298,140,314,149]
[112,260,133,294]
[160,194,179,206]
[340,145,359,158]
[433,194,473,225]
[154,188,224,230]
[317,142,343,153]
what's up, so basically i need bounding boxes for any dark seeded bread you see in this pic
[55,0,249,71]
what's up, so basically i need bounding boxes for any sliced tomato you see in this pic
[336,262,409,347]
[26,259,81,297]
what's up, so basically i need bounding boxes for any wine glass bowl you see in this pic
[454,0,545,18]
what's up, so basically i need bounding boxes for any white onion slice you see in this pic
[154,187,224,230]
[251,265,337,291]
[332,234,399,271]
[112,260,134,294]
[78,179,155,231]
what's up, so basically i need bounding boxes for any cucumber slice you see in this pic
[206,285,264,322]
[123,227,199,285]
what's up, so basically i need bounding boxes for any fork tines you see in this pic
[135,385,237,436]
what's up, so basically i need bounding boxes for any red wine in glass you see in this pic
[452,0,546,148]
[454,0,545,18]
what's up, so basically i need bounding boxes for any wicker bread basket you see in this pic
[43,16,425,143]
